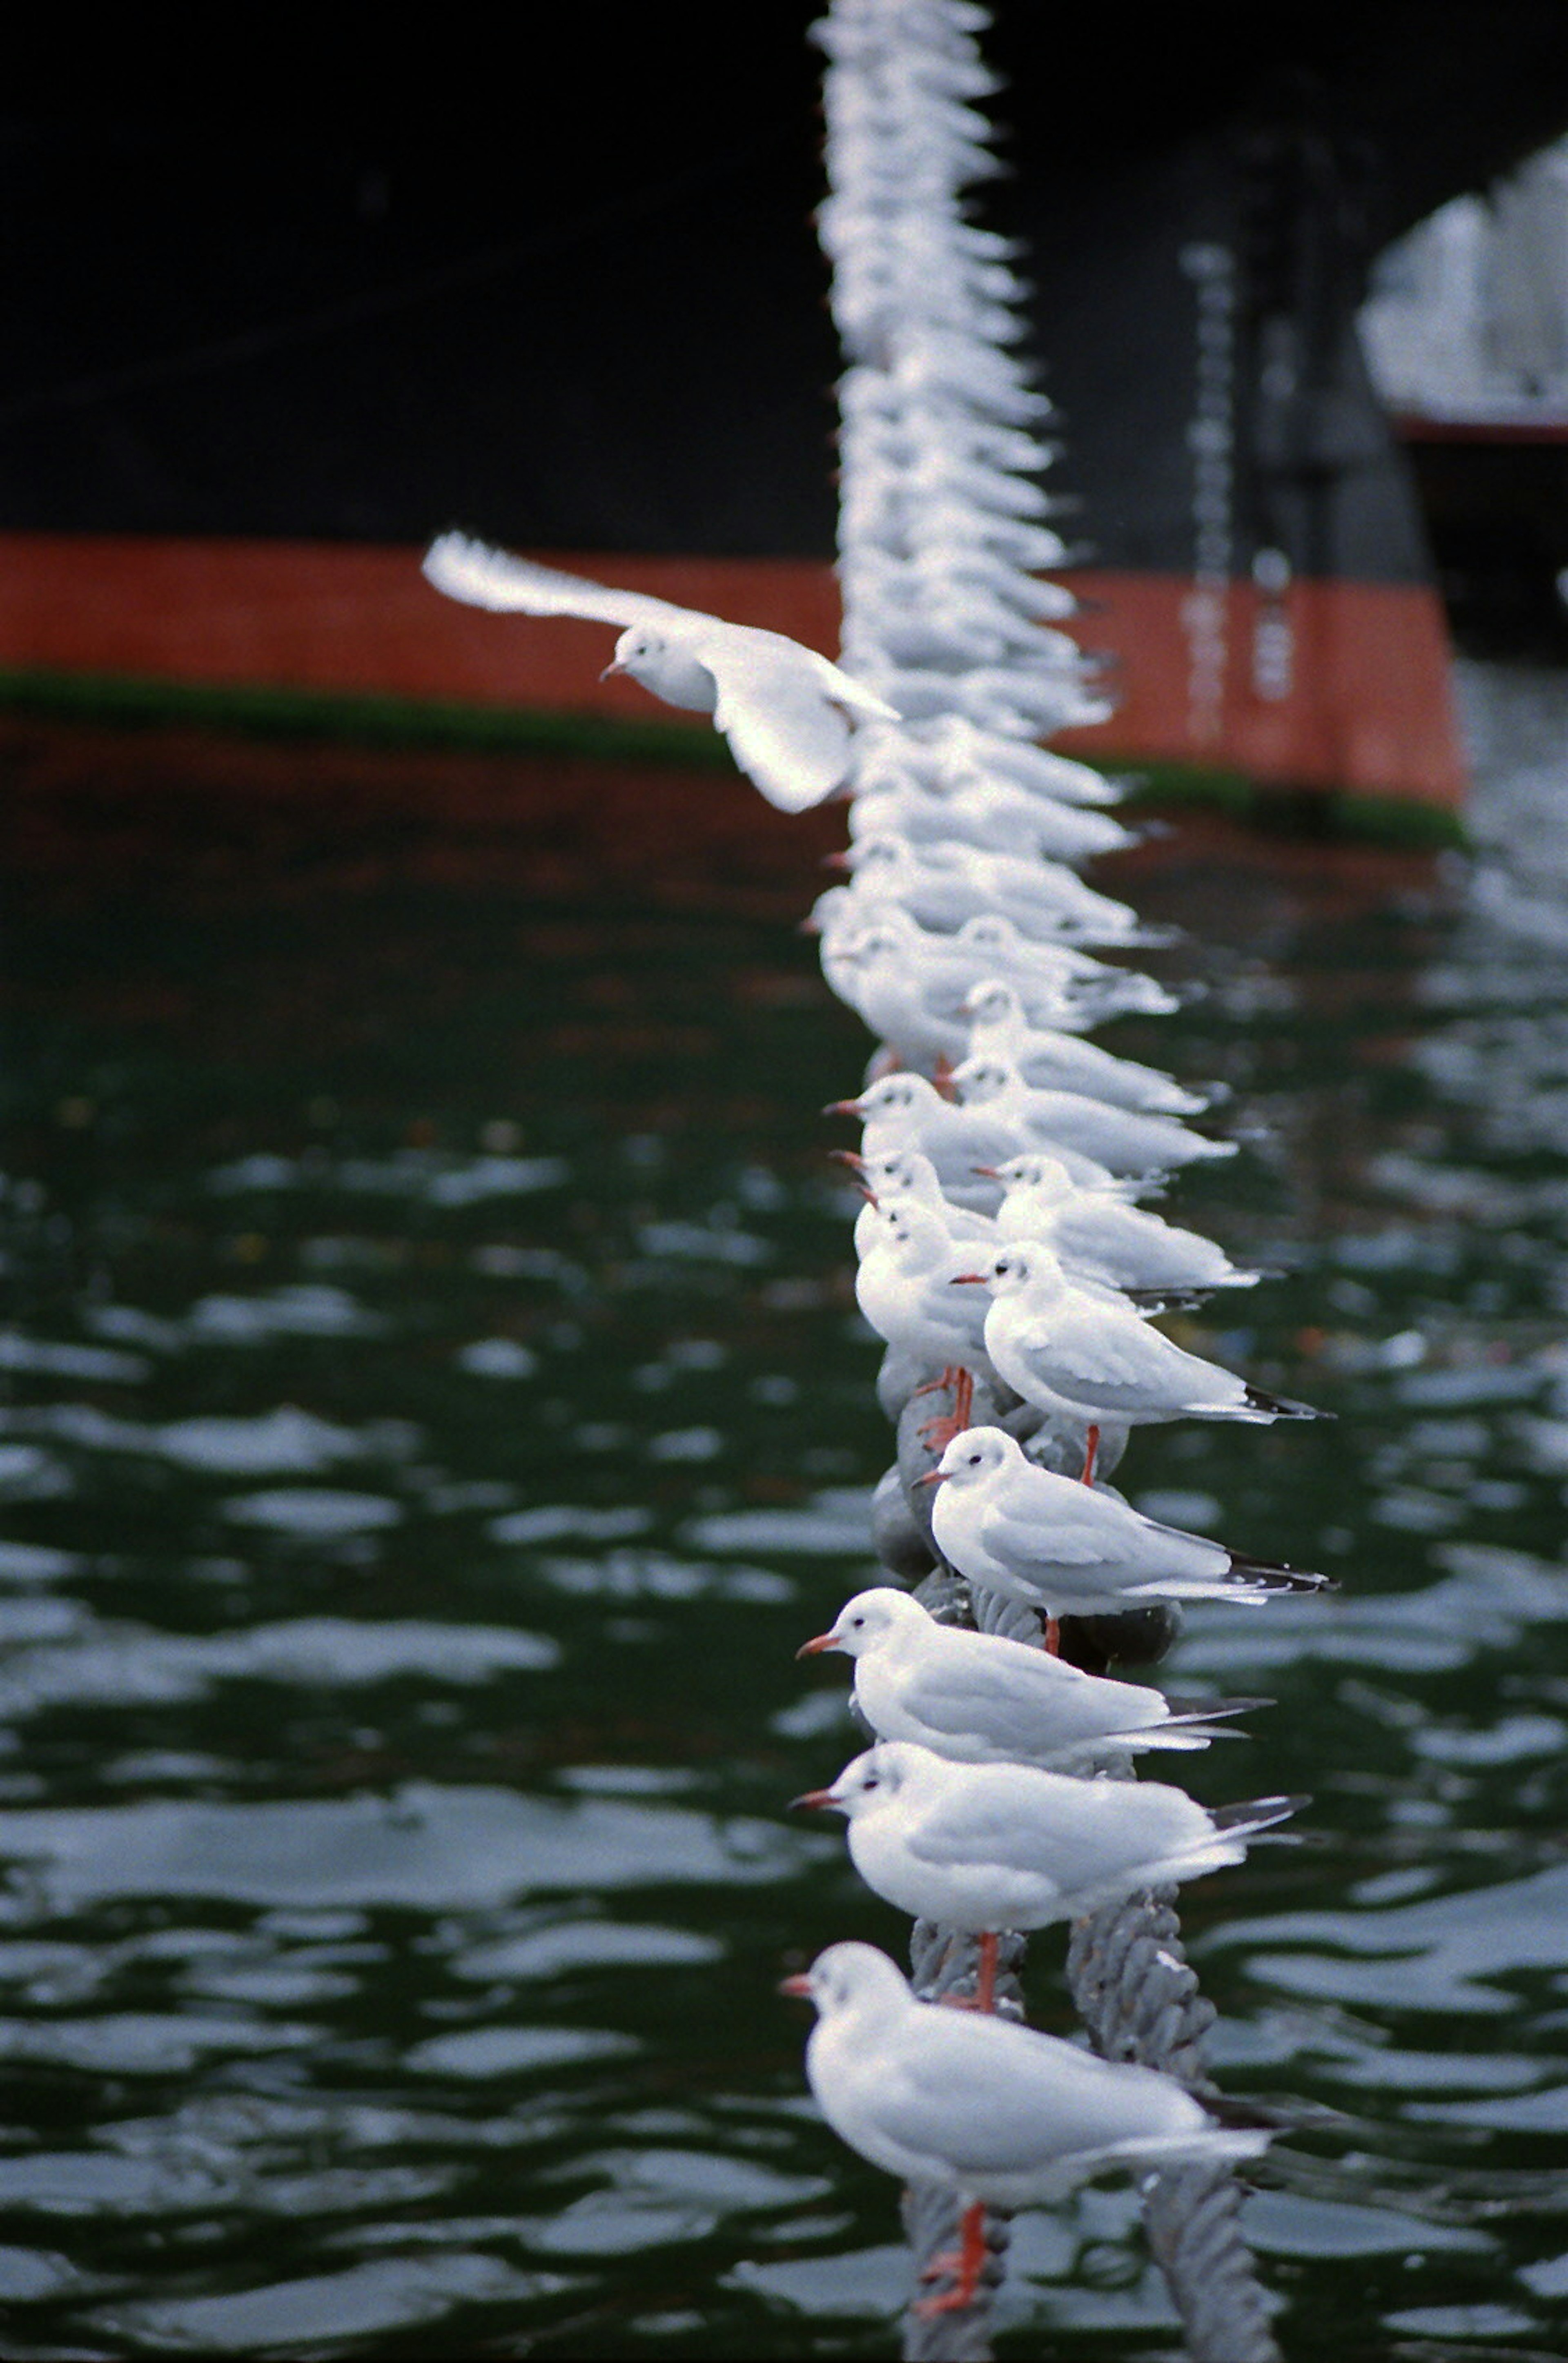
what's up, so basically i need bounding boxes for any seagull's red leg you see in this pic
[1044,1616,1061,1656]
[932,1056,958,1101]
[934,1930,1000,2015]
[1081,1423,1100,1486]
[917,1366,974,1452]
[914,2201,990,2316]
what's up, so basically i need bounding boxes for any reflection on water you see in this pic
[1,679,1567,2356]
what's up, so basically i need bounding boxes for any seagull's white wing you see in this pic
[902,1775,1078,1877]
[910,1771,1196,1881]
[875,2016,1189,2176]
[705,636,866,811]
[896,1639,1087,1751]
[804,646,903,724]
[422,533,691,628]
[1017,1303,1219,1414]
[982,1495,1123,1572]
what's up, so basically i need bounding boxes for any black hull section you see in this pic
[2,10,1568,571]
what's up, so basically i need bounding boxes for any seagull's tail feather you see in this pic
[1100,1795,1303,1897]
[1242,1382,1330,1420]
[1156,1695,1272,1739]
[1096,2125,1273,2177]
[1167,1695,1274,1721]
[1225,1552,1334,1594]
[1124,1574,1274,1606]
[1114,921,1185,950]
[1203,2089,1304,2134]
[1183,1131,1240,1159]
[1209,1793,1306,1841]
[823,666,903,724]
[1109,1717,1245,1753]
[1125,1286,1214,1315]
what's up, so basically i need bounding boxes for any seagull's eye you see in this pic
[967,1452,982,1466]
[851,1616,865,1629]
[862,1776,879,1791]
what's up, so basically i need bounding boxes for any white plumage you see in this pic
[952,1054,1233,1179]
[961,980,1208,1114]
[990,1151,1267,1294]
[422,534,897,812]
[784,1942,1270,2213]
[975,1245,1321,1433]
[801,1739,1299,1933]
[798,1585,1259,1769]
[833,1072,1123,1203]
[853,1201,996,1378]
[930,1424,1328,1615]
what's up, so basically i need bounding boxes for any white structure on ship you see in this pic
[1361,134,1568,426]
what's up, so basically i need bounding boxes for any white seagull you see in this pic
[837,836,1149,949]
[969,1244,1321,1473]
[902,717,1122,806]
[951,1055,1233,1179]
[818,922,977,1070]
[855,1200,995,1353]
[421,533,898,812]
[781,1942,1270,2315]
[796,1742,1299,2002]
[840,1147,996,1259]
[929,1425,1328,1613]
[811,897,1178,1025]
[989,1152,1267,1295]
[846,776,1136,867]
[797,1585,1261,1770]
[961,980,1209,1115]
[829,1073,1123,1204]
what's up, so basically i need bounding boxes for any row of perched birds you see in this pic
[789,0,1326,2327]
[417,0,1324,2324]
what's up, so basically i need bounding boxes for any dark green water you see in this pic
[1,668,1566,2360]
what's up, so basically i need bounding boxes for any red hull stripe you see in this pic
[0,536,1465,809]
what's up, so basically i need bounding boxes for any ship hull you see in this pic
[7,11,1568,813]
[0,535,1463,813]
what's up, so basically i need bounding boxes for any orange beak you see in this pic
[823,1098,866,1117]
[778,1972,813,1997]
[598,657,628,681]
[795,1632,840,1658]
[788,1787,840,1811]
[914,1467,946,1486]
[972,1165,1001,1179]
[949,1272,987,1285]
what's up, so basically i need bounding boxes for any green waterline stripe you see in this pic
[1117,760,1472,849]
[0,666,1470,847]
[0,666,733,769]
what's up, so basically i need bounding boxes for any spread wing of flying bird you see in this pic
[423,532,898,811]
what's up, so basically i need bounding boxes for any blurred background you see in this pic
[5,9,1568,2358]
[2,4,1568,799]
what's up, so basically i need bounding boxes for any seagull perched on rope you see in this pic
[797,1585,1264,1772]
[794,1742,1300,2009]
[781,1942,1271,2318]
